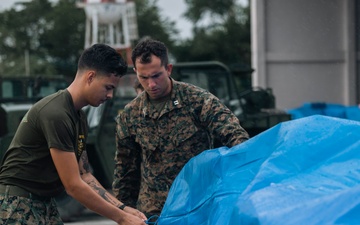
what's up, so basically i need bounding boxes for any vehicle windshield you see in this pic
[175,69,230,103]
[0,77,69,102]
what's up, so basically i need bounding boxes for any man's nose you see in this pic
[148,78,156,88]
[107,90,114,99]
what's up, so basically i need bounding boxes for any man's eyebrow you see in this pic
[139,71,162,78]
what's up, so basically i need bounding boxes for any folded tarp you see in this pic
[157,115,360,225]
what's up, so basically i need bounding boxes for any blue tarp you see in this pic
[157,115,360,225]
[287,102,360,121]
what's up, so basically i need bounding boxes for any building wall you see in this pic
[251,0,356,110]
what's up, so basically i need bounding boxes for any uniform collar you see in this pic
[140,78,183,119]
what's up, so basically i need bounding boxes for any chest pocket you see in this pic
[134,118,159,152]
[170,120,199,147]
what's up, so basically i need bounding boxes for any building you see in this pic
[251,0,359,109]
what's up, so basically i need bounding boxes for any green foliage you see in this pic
[133,0,178,51]
[41,0,85,76]
[173,0,251,67]
[184,0,234,23]
[0,0,85,77]
[0,0,251,77]
[0,0,178,76]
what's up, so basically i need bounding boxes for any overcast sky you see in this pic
[0,0,18,10]
[156,0,192,39]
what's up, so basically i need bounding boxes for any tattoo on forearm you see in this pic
[88,178,119,205]
[79,151,120,207]
[79,151,92,175]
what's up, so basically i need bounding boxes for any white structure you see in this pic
[77,0,138,51]
[251,0,358,110]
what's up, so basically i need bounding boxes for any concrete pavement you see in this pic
[64,209,116,225]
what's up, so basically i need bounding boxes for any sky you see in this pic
[156,0,192,39]
[0,0,25,10]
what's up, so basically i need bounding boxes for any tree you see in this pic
[0,0,53,76]
[133,0,178,52]
[173,0,251,66]
[0,0,85,77]
[41,0,85,76]
[184,0,235,24]
[0,0,178,76]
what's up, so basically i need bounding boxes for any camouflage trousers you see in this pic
[0,193,63,225]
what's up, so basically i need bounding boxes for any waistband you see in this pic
[0,184,52,201]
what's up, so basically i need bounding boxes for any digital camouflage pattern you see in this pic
[0,194,62,225]
[113,79,249,216]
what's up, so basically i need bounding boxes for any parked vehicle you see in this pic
[0,61,291,221]
[85,61,291,190]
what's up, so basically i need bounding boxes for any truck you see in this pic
[0,61,291,221]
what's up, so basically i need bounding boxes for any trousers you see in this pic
[0,184,63,225]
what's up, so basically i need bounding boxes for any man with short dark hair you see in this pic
[113,38,249,216]
[0,44,147,225]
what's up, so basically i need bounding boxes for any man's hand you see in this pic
[124,206,147,221]
[117,211,147,225]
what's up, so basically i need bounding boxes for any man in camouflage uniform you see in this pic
[112,38,249,217]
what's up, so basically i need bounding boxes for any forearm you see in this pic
[51,148,145,224]
[80,172,147,222]
[65,178,126,223]
[82,172,125,208]
[203,98,250,146]
[222,115,250,146]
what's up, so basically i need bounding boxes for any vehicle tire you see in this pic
[55,192,86,222]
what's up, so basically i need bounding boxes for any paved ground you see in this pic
[64,210,115,225]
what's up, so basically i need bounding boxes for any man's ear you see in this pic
[86,71,96,84]
[167,64,173,76]
[133,67,137,73]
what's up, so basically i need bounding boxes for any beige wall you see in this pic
[251,0,356,110]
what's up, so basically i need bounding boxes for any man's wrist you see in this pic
[118,203,126,210]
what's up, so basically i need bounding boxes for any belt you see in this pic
[0,184,51,201]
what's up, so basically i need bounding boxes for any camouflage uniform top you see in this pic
[113,79,249,215]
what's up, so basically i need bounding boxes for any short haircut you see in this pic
[131,38,168,69]
[78,43,127,77]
